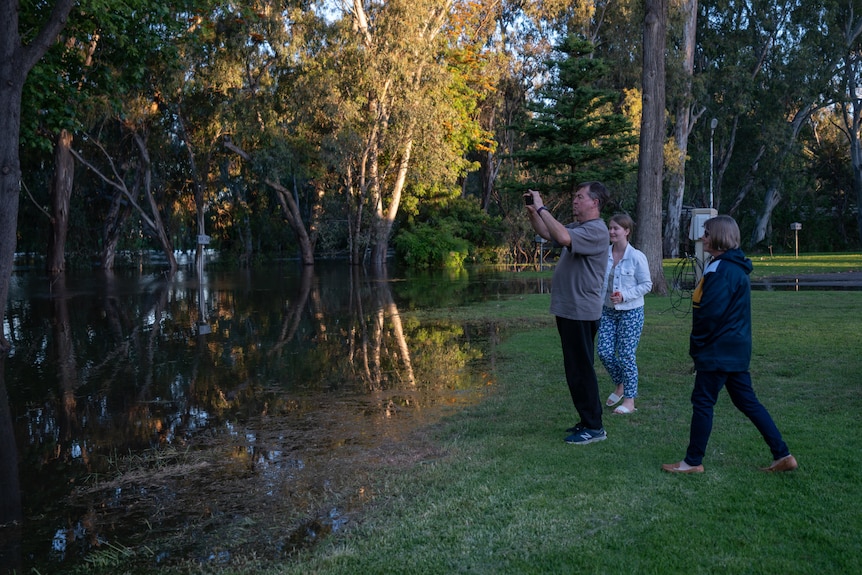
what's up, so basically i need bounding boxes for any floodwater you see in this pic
[0,260,547,574]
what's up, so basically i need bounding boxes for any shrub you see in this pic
[393,198,506,269]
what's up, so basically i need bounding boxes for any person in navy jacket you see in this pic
[662,215,797,474]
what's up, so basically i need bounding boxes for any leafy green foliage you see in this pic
[393,221,470,269]
[394,197,506,268]
[507,35,638,199]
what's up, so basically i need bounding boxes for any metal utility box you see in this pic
[689,208,718,241]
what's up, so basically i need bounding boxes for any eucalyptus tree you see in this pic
[636,0,668,294]
[440,0,506,212]
[21,27,96,275]
[694,0,829,247]
[65,2,220,273]
[322,0,468,267]
[821,0,862,245]
[0,0,75,532]
[173,2,324,266]
[663,0,703,258]
[1,0,75,348]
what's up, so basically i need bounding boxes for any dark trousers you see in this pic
[685,370,790,466]
[556,316,602,430]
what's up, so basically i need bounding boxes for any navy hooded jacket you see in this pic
[689,248,754,372]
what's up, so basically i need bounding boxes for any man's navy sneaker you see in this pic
[565,427,607,445]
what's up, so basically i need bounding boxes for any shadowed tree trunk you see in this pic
[101,191,132,270]
[751,105,815,246]
[635,0,668,295]
[1,0,74,542]
[223,140,315,265]
[0,355,22,530]
[71,129,178,273]
[0,0,76,352]
[663,0,701,259]
[47,129,74,275]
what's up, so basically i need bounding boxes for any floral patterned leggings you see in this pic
[596,306,645,399]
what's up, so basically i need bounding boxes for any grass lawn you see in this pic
[82,254,861,575]
[268,282,862,574]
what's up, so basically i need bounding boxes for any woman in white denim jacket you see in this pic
[597,213,652,414]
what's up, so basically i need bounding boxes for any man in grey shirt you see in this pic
[525,182,610,444]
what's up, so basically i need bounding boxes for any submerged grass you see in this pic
[264,289,862,575]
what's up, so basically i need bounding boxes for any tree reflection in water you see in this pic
[0,262,532,572]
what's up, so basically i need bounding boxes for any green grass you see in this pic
[74,258,862,575]
[665,252,862,281]
[253,288,862,575]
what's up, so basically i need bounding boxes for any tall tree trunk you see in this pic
[371,136,413,268]
[840,38,862,246]
[101,191,132,270]
[131,133,177,273]
[0,0,76,352]
[635,0,668,295]
[750,104,815,246]
[663,0,699,259]
[751,184,781,247]
[46,129,74,275]
[0,354,22,533]
[349,0,450,268]
[853,136,862,245]
[270,181,315,264]
[346,165,365,265]
[223,140,315,265]
[176,110,212,269]
[0,2,74,532]
[71,128,178,273]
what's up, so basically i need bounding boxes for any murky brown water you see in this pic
[0,260,545,573]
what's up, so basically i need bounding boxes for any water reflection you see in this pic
[1,263,542,573]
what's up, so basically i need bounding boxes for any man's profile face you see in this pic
[572,187,596,220]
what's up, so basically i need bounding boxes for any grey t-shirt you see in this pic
[549,218,609,321]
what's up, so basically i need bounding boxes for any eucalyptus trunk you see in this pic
[47,129,74,275]
[101,191,131,270]
[635,0,668,295]
[663,0,699,259]
[223,140,315,265]
[750,105,815,246]
[131,133,178,273]
[0,0,75,532]
[853,136,862,246]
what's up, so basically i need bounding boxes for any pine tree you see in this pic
[513,35,637,197]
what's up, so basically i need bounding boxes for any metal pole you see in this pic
[709,118,718,209]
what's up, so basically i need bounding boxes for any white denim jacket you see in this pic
[602,243,652,310]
